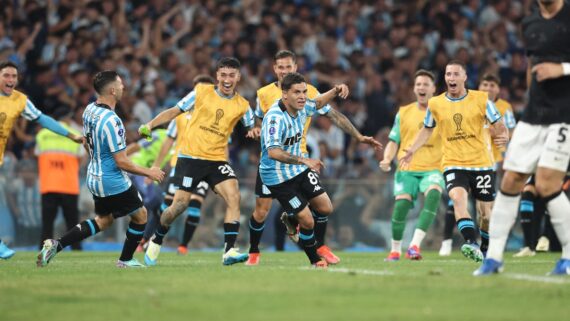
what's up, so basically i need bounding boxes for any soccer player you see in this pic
[148,74,215,255]
[139,58,256,266]
[475,0,570,275]
[260,72,381,267]
[380,70,443,261]
[0,61,83,260]
[37,70,165,268]
[246,50,337,266]
[400,60,509,263]
[438,73,517,256]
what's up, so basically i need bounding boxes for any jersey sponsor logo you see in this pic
[269,126,276,135]
[182,176,193,188]
[283,132,302,146]
[118,128,124,137]
[289,196,302,209]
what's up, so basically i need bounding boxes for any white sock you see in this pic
[391,239,402,254]
[410,229,426,248]
[545,192,570,259]
[487,192,521,261]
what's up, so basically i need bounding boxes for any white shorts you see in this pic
[503,121,570,174]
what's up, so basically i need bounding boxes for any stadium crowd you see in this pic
[0,0,535,248]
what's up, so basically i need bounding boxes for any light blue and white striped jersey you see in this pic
[259,99,322,185]
[82,102,130,197]
[22,99,42,121]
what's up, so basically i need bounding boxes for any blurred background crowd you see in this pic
[0,0,536,249]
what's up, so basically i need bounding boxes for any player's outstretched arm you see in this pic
[379,141,398,172]
[315,84,349,109]
[268,147,324,174]
[113,150,165,182]
[139,107,182,139]
[325,108,382,151]
[34,114,83,144]
[399,127,434,169]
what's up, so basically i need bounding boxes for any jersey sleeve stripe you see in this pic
[254,97,264,118]
[486,100,502,124]
[23,99,42,121]
[424,108,436,128]
[176,90,196,112]
[166,119,177,138]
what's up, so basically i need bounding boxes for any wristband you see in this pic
[562,62,570,76]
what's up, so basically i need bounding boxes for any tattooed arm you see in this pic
[268,147,324,173]
[325,108,382,150]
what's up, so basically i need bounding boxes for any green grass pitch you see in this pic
[1,251,568,321]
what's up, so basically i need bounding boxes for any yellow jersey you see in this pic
[176,84,254,161]
[255,82,323,155]
[0,90,42,166]
[487,98,516,163]
[388,102,442,172]
[424,90,502,171]
[167,112,193,167]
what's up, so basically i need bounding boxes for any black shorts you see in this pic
[255,169,272,198]
[166,167,209,198]
[174,157,236,193]
[443,169,496,202]
[93,184,144,218]
[266,169,326,215]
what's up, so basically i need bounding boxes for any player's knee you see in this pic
[95,215,114,231]
[314,203,333,215]
[131,207,147,224]
[253,209,268,221]
[501,171,528,193]
[226,192,241,209]
[535,181,561,198]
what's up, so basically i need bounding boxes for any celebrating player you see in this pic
[0,61,83,260]
[246,50,337,266]
[259,72,381,267]
[140,58,256,266]
[400,60,508,263]
[380,70,443,261]
[37,70,165,268]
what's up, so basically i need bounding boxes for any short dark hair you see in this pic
[446,60,467,72]
[414,69,435,83]
[93,70,119,94]
[192,74,215,86]
[216,57,240,71]
[480,73,501,86]
[0,61,18,72]
[281,72,306,91]
[274,50,296,63]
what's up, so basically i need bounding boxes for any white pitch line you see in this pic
[503,273,570,284]
[299,267,394,276]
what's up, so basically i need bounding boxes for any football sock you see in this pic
[410,229,426,249]
[248,216,265,253]
[443,200,456,240]
[417,189,441,232]
[312,210,328,247]
[457,218,477,244]
[479,229,489,253]
[58,219,100,252]
[153,224,170,245]
[119,222,145,261]
[299,228,320,264]
[519,191,536,249]
[391,199,412,241]
[391,239,402,253]
[224,221,240,252]
[181,200,202,246]
[487,191,520,261]
[543,191,570,259]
